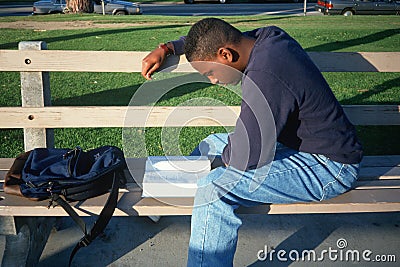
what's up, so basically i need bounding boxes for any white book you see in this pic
[142,156,211,198]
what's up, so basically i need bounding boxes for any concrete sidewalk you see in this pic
[37,212,400,266]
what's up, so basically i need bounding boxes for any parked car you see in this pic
[33,0,141,15]
[93,0,141,15]
[315,0,400,15]
[33,0,65,14]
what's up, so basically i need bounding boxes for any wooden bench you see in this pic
[0,41,399,265]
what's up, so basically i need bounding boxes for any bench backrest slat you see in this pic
[0,105,398,128]
[1,50,400,73]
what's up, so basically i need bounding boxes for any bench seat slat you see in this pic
[358,166,400,180]
[1,183,399,216]
[1,155,400,169]
[1,156,400,181]
[1,178,399,194]
[0,191,144,217]
[134,188,400,215]
[1,157,399,216]
[360,155,400,167]
[352,179,400,189]
[1,168,400,184]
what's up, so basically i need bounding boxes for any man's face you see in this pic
[190,61,242,85]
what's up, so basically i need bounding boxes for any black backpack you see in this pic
[3,145,127,266]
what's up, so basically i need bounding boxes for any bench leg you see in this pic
[1,217,55,267]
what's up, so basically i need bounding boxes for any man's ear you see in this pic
[217,47,233,63]
[217,47,239,63]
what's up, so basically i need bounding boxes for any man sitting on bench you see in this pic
[141,18,363,267]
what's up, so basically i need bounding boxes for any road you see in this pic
[0,2,319,17]
[0,3,33,16]
[141,3,318,16]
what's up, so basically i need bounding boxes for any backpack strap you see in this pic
[51,171,121,267]
[51,193,87,235]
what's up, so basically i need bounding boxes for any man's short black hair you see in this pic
[184,18,243,62]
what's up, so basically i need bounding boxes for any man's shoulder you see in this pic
[248,26,308,72]
[248,25,286,39]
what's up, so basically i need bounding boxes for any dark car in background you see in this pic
[315,0,400,15]
[33,0,141,15]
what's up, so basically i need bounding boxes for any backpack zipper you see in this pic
[64,147,81,177]
[26,180,55,188]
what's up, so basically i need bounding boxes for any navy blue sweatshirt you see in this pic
[173,26,363,171]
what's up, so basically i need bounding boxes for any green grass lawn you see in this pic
[0,15,399,157]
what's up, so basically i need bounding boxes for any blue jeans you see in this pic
[187,133,360,267]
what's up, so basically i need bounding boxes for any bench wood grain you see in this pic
[1,156,399,217]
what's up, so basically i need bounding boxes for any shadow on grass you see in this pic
[341,76,400,105]
[306,28,400,52]
[53,84,140,106]
[340,76,400,156]
[52,73,215,106]
[0,24,188,50]
[357,126,400,155]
